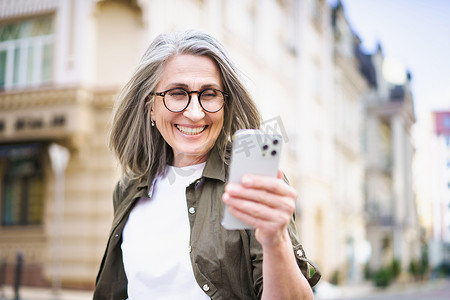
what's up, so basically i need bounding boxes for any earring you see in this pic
[151,119,155,127]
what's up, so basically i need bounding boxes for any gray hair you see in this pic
[108,30,261,181]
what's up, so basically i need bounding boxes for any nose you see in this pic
[183,94,205,121]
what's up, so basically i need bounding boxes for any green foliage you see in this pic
[363,262,371,280]
[368,259,400,288]
[331,269,339,285]
[409,260,418,275]
[419,247,430,277]
[409,255,429,280]
[372,267,392,287]
[390,258,401,278]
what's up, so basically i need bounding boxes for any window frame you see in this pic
[0,16,54,90]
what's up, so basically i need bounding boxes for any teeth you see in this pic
[176,125,206,135]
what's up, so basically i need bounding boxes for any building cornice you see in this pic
[367,100,415,129]
[0,86,118,147]
[0,0,59,20]
[0,86,117,109]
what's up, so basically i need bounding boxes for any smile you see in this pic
[176,125,207,135]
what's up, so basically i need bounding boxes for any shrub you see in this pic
[390,259,401,278]
[372,267,392,287]
[331,269,339,285]
[363,262,371,280]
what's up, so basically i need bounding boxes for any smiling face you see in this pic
[151,54,225,167]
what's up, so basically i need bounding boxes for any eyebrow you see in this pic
[166,82,222,90]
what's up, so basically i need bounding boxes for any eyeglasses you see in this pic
[150,87,228,113]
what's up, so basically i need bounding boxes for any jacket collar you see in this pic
[136,143,228,197]
[202,143,227,182]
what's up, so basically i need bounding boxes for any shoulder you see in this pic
[112,175,146,212]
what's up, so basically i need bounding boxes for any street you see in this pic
[354,279,450,300]
[0,279,449,300]
[315,278,450,300]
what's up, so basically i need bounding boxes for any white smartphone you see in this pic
[221,129,283,230]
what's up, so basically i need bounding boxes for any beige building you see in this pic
[0,0,137,287]
[328,2,368,283]
[361,45,420,274]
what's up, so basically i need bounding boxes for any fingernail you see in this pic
[242,176,253,185]
[226,183,237,192]
[222,192,230,203]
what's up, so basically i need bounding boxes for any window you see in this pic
[0,15,54,90]
[1,144,45,226]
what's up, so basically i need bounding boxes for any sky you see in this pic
[330,0,450,120]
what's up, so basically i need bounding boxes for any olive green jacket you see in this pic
[93,146,320,300]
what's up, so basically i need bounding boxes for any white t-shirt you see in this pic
[122,162,210,300]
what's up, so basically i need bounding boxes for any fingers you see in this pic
[224,182,295,213]
[231,173,297,202]
[224,199,290,232]
[222,175,297,226]
[223,193,292,226]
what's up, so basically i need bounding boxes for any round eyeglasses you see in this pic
[150,87,228,113]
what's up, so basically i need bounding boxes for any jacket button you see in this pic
[202,284,210,291]
[189,207,196,214]
[114,233,119,238]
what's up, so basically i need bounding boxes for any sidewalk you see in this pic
[314,278,450,299]
[0,285,92,300]
[315,280,375,299]
[370,278,450,297]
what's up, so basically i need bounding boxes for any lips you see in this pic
[176,125,207,135]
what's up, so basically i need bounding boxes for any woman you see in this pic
[94,30,320,300]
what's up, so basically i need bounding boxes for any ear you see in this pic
[150,106,155,120]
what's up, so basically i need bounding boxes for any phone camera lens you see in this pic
[263,144,268,150]
[273,139,279,145]
[271,150,277,156]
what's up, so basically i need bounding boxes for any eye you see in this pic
[166,89,188,101]
[201,89,218,99]
[168,89,187,96]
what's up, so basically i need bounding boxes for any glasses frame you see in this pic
[150,87,228,113]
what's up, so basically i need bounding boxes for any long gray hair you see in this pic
[108,30,261,181]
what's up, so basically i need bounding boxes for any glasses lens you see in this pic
[164,88,189,112]
[200,89,225,112]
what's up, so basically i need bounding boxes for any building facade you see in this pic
[0,0,142,287]
[328,2,368,283]
[358,43,420,276]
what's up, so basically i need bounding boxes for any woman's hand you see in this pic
[222,170,297,248]
[223,170,313,299]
